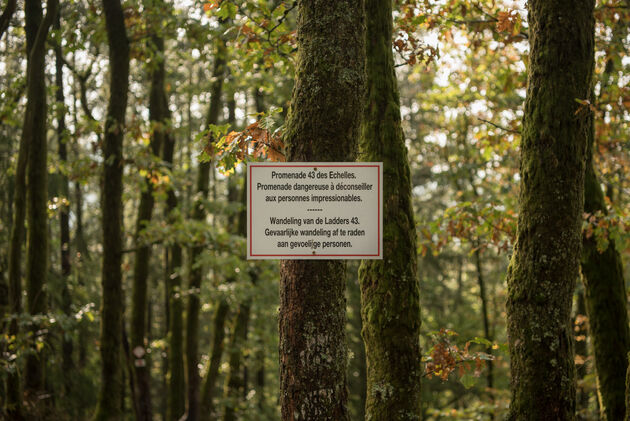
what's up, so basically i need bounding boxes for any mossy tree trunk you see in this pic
[505,0,594,419]
[278,1,365,419]
[185,37,226,421]
[358,0,421,419]
[580,110,630,421]
[93,0,129,418]
[23,0,57,401]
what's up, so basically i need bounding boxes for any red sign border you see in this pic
[248,163,381,258]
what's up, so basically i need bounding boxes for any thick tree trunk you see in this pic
[278,1,365,419]
[93,0,129,418]
[185,37,226,421]
[580,119,630,421]
[23,0,57,402]
[358,0,421,419]
[506,0,594,419]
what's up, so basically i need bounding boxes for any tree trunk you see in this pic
[164,113,186,421]
[505,0,594,419]
[222,301,251,421]
[93,0,130,418]
[580,115,630,421]
[53,10,75,402]
[278,1,365,419]
[358,0,421,419]
[130,16,170,419]
[199,300,229,421]
[185,37,226,421]
[23,0,57,401]
[222,174,251,421]
[574,289,589,420]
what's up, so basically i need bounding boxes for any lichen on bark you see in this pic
[506,0,595,419]
[279,1,365,420]
[358,0,421,419]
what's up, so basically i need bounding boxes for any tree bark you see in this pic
[278,1,365,419]
[93,0,129,418]
[130,15,170,419]
[163,106,187,421]
[185,36,226,421]
[23,0,58,401]
[358,0,421,419]
[580,114,630,421]
[506,0,594,419]
[53,10,75,402]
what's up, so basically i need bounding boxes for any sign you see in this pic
[247,162,383,259]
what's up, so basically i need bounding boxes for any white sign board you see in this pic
[247,162,383,260]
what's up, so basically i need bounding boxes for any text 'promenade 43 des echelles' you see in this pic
[247,162,383,259]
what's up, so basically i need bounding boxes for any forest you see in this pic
[0,0,629,419]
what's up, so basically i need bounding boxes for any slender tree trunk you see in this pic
[358,0,421,419]
[580,112,630,421]
[164,109,186,421]
[222,301,251,421]
[93,0,130,418]
[279,1,365,419]
[23,0,57,402]
[53,10,75,402]
[0,0,17,41]
[198,90,239,421]
[474,244,494,396]
[199,300,229,421]
[130,16,170,419]
[222,175,251,421]
[579,25,630,419]
[185,36,226,421]
[506,0,594,419]
[574,289,589,420]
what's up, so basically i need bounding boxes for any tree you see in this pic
[579,21,630,420]
[505,0,595,419]
[53,8,75,402]
[93,0,129,418]
[129,1,171,417]
[278,1,365,419]
[185,34,227,421]
[23,0,58,402]
[358,0,421,419]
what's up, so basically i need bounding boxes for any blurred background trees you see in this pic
[0,0,628,420]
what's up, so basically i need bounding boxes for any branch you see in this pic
[0,0,16,42]
[476,117,520,134]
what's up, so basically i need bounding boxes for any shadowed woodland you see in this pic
[0,0,629,420]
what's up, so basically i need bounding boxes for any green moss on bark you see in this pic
[506,0,594,419]
[279,1,365,420]
[358,0,421,419]
[580,117,630,421]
